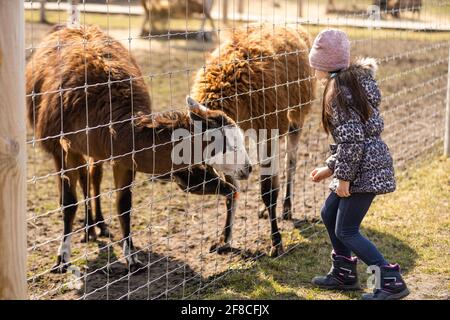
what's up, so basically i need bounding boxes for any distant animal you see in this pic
[374,0,422,18]
[26,25,250,273]
[140,0,215,39]
[190,24,316,257]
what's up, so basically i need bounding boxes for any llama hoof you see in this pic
[102,264,113,275]
[140,30,149,38]
[268,244,284,258]
[126,253,146,274]
[80,229,97,243]
[282,199,293,220]
[196,32,213,42]
[258,209,269,219]
[50,256,70,273]
[98,225,111,238]
[127,259,146,274]
[282,208,292,220]
[210,242,232,254]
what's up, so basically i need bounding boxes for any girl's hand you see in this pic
[336,180,351,197]
[310,166,333,183]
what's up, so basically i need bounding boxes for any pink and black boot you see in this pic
[311,251,360,291]
[362,264,410,300]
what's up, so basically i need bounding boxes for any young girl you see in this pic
[308,29,409,300]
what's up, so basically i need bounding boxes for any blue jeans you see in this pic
[321,192,388,266]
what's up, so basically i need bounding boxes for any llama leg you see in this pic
[140,1,150,36]
[204,11,216,41]
[282,123,300,220]
[261,174,284,257]
[196,13,208,41]
[51,153,79,273]
[113,165,144,273]
[90,162,110,237]
[171,165,237,253]
[207,12,217,41]
[206,0,216,33]
[210,175,239,254]
[77,156,97,243]
[140,15,148,37]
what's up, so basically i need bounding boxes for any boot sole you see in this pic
[312,281,361,291]
[385,288,410,300]
[362,288,410,300]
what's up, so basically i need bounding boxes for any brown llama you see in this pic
[26,25,250,272]
[140,0,215,38]
[190,24,316,257]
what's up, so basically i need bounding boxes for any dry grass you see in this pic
[196,153,450,300]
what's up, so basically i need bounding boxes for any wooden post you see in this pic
[39,0,47,23]
[297,0,302,17]
[445,46,450,157]
[238,0,245,14]
[222,0,228,23]
[0,1,27,299]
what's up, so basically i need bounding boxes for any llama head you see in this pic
[185,96,251,180]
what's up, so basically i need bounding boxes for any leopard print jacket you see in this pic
[325,58,396,195]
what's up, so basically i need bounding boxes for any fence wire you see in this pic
[24,0,449,299]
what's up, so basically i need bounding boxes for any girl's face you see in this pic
[315,69,329,86]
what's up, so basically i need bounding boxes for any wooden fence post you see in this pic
[39,0,47,23]
[0,0,27,299]
[297,0,302,17]
[445,46,450,157]
[238,0,244,14]
[223,0,228,23]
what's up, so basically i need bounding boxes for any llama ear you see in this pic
[186,96,208,112]
[187,96,209,122]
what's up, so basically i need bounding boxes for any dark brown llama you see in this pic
[191,24,316,257]
[26,25,250,272]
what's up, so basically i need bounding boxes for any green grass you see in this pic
[194,154,450,300]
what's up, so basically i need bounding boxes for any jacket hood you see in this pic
[352,57,378,76]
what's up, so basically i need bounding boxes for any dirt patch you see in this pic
[405,273,450,300]
[25,23,448,299]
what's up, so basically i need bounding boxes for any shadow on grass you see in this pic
[196,221,418,299]
[71,220,417,300]
[296,221,419,272]
[75,240,264,299]
[75,241,203,300]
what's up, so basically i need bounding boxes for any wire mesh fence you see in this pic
[22,0,449,299]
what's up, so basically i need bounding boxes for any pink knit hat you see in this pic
[309,29,350,72]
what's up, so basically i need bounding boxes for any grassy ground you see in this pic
[195,154,450,300]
